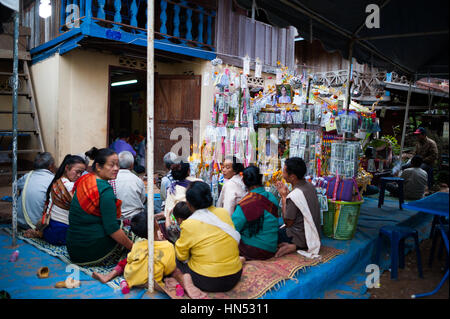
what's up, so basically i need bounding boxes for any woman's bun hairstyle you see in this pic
[186,181,213,210]
[242,165,263,188]
[85,147,99,161]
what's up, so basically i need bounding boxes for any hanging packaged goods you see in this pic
[189,60,376,207]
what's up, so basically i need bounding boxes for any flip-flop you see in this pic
[37,267,49,279]
[55,278,81,289]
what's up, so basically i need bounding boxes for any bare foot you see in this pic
[239,256,246,265]
[164,277,180,289]
[23,229,42,238]
[275,243,297,258]
[181,274,207,299]
[278,242,289,248]
[92,271,117,283]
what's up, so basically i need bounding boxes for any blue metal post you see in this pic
[11,9,20,247]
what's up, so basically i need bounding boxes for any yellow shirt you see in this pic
[124,240,176,288]
[175,206,242,278]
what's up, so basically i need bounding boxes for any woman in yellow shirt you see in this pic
[171,182,243,299]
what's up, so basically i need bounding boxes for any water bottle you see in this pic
[175,284,184,297]
[120,279,130,294]
[9,250,19,262]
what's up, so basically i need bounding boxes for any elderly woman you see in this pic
[217,156,246,216]
[232,166,280,260]
[66,148,133,265]
[170,181,242,299]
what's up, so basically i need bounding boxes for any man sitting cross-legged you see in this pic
[275,157,322,259]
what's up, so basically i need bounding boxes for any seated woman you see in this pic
[42,155,86,245]
[232,166,280,260]
[216,156,246,216]
[23,155,86,244]
[171,182,242,299]
[66,148,134,265]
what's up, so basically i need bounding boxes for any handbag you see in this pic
[36,200,54,232]
[326,174,361,202]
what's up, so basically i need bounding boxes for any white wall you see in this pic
[30,48,216,164]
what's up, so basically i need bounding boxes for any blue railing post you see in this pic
[80,0,84,18]
[207,11,214,46]
[173,1,180,38]
[97,0,106,20]
[60,0,66,32]
[113,0,122,30]
[184,1,193,41]
[159,0,167,35]
[85,0,93,20]
[130,0,139,27]
[197,5,204,47]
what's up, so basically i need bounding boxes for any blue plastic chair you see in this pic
[375,225,424,280]
[378,177,404,210]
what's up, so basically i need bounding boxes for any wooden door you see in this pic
[154,74,201,172]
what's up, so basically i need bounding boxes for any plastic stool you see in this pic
[378,177,404,210]
[375,225,424,280]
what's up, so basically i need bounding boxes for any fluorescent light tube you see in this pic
[111,79,138,87]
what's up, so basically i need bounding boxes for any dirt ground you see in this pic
[0,184,448,299]
[369,237,449,299]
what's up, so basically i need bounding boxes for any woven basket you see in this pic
[323,199,364,240]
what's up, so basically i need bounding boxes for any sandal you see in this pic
[55,278,81,289]
[37,267,50,279]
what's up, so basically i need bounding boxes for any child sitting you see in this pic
[92,211,176,291]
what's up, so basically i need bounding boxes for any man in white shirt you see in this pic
[387,155,428,200]
[115,151,146,220]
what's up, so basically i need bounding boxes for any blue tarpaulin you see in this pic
[0,197,432,299]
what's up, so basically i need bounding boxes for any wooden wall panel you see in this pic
[255,22,265,62]
[216,0,295,70]
[264,24,271,66]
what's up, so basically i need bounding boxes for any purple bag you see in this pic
[326,175,361,202]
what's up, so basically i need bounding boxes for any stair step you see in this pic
[0,91,30,97]
[0,111,34,115]
[0,149,41,154]
[0,72,27,77]
[0,170,29,177]
[0,130,38,134]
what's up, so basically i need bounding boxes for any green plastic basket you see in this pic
[322,199,364,240]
